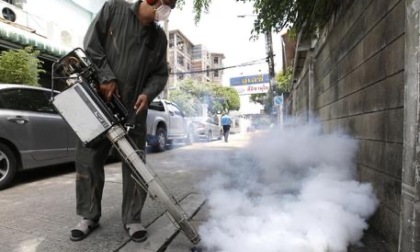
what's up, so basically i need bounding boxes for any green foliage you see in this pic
[249,93,265,106]
[249,68,292,114]
[169,79,240,116]
[175,0,212,24]
[276,66,292,93]
[169,88,202,116]
[249,91,274,114]
[187,0,342,37]
[0,47,45,86]
[225,87,240,111]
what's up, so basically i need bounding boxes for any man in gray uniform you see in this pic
[70,0,177,243]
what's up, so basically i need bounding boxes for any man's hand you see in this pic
[134,94,149,114]
[98,80,119,102]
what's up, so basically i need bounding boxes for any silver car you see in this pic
[191,116,223,142]
[0,84,77,189]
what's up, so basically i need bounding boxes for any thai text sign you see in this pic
[232,83,270,95]
[229,74,269,86]
[230,74,270,95]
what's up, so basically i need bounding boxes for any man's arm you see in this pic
[83,0,117,85]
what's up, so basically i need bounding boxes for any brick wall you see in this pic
[290,0,405,250]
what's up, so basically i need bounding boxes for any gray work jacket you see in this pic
[83,0,168,109]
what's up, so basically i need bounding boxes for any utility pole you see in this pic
[237,15,276,93]
[237,15,279,123]
[265,29,275,95]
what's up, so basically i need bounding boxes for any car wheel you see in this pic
[207,131,212,142]
[0,143,17,190]
[152,127,167,152]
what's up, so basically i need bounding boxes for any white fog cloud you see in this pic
[198,122,378,252]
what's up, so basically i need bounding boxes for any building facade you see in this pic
[0,0,103,88]
[191,44,225,84]
[1,2,225,92]
[168,29,225,89]
[168,29,194,88]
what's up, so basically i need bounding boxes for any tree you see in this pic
[209,84,240,113]
[169,88,202,116]
[175,0,343,114]
[0,47,45,86]
[249,67,292,114]
[180,0,342,37]
[276,66,292,94]
[169,79,240,116]
[225,87,240,111]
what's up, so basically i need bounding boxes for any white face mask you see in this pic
[155,3,171,21]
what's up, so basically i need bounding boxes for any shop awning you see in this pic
[0,19,71,61]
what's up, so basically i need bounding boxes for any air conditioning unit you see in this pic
[0,2,28,27]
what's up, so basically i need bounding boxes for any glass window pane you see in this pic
[0,88,56,113]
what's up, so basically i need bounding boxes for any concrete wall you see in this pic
[290,0,405,250]
[401,1,420,251]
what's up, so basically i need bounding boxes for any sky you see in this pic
[167,0,284,86]
[48,0,285,87]
[51,0,284,114]
[71,0,104,13]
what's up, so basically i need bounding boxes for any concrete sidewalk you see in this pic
[116,133,251,251]
[0,155,208,252]
[119,193,206,252]
[0,172,207,252]
[0,133,254,252]
[2,131,387,251]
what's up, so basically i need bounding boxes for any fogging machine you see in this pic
[50,48,200,245]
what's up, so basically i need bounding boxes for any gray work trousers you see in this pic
[75,111,148,226]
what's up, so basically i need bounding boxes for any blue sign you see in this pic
[230,74,270,86]
[273,95,283,106]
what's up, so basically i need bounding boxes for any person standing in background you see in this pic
[221,113,232,142]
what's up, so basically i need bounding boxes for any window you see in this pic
[214,57,218,64]
[214,70,219,77]
[177,40,184,51]
[169,34,174,48]
[168,103,183,116]
[149,101,164,111]
[177,55,184,66]
[0,88,56,114]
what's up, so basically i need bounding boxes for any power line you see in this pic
[170,57,269,76]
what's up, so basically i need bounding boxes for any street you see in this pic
[0,128,386,252]
[0,132,253,252]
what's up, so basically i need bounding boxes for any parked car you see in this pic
[0,84,78,189]
[191,116,223,142]
[146,98,193,152]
